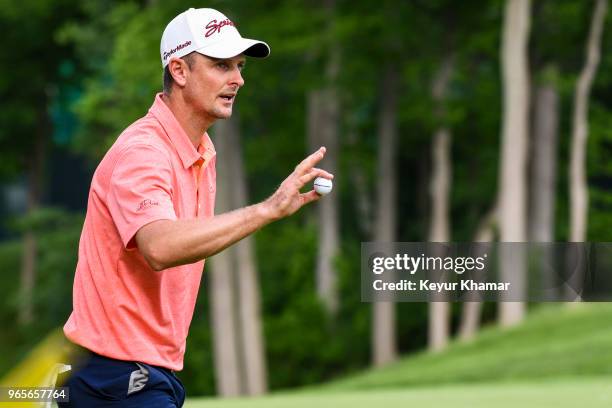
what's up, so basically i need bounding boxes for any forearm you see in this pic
[136,146,331,271]
[139,202,275,270]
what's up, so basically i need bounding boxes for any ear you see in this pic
[167,58,189,87]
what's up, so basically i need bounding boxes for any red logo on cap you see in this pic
[205,19,235,37]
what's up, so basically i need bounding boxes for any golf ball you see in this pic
[314,177,333,195]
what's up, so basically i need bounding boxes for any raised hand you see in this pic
[263,146,334,220]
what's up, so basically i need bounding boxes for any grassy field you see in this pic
[186,378,612,408]
[187,303,612,407]
[327,303,612,390]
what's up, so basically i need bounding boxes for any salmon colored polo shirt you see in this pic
[64,93,216,371]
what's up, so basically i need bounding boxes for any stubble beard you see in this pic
[211,104,233,119]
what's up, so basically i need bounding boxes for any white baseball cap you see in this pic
[160,8,270,68]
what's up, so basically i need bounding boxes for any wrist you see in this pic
[256,200,279,223]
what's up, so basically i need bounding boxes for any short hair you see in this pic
[163,52,197,94]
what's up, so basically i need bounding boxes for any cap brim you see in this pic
[196,38,270,59]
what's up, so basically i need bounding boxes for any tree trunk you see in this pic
[19,232,37,326]
[529,69,560,297]
[209,120,242,397]
[308,88,340,317]
[530,72,559,243]
[346,126,373,237]
[569,0,608,243]
[225,116,268,395]
[567,0,608,302]
[308,0,341,317]
[427,128,451,352]
[497,0,531,327]
[427,56,454,352]
[19,104,49,326]
[372,66,399,367]
[458,208,496,341]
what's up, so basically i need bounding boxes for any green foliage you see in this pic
[588,104,612,242]
[0,208,82,376]
[0,0,82,178]
[258,221,339,388]
[0,240,22,373]
[64,1,152,158]
[182,289,216,396]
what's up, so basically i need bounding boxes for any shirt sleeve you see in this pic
[107,143,177,249]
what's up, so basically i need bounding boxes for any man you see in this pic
[59,8,332,407]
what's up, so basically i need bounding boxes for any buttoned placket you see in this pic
[193,157,205,216]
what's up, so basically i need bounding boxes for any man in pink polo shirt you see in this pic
[59,8,332,408]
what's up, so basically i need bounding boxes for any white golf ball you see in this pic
[314,177,333,195]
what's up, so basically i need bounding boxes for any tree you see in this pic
[530,69,559,244]
[529,67,560,296]
[458,208,496,341]
[569,0,608,243]
[372,66,399,366]
[566,0,608,301]
[208,115,268,396]
[427,55,454,352]
[497,0,531,326]
[226,115,268,396]
[308,0,341,318]
[208,118,242,397]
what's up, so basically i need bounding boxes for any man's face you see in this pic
[183,53,246,121]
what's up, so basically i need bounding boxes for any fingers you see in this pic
[272,147,330,217]
[300,190,322,205]
[294,147,326,176]
[311,168,334,179]
[298,167,334,187]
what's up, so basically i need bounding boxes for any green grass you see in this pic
[186,378,612,407]
[187,304,612,407]
[328,303,612,390]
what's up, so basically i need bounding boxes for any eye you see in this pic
[216,62,229,70]
[238,63,245,72]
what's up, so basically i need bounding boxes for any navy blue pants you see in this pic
[57,351,185,407]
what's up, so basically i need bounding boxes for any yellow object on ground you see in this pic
[0,328,75,407]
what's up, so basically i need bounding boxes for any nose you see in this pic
[231,67,245,88]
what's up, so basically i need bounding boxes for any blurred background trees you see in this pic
[0,0,610,398]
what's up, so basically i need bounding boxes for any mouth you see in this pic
[218,93,236,103]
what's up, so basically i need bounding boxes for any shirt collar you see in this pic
[149,93,216,169]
